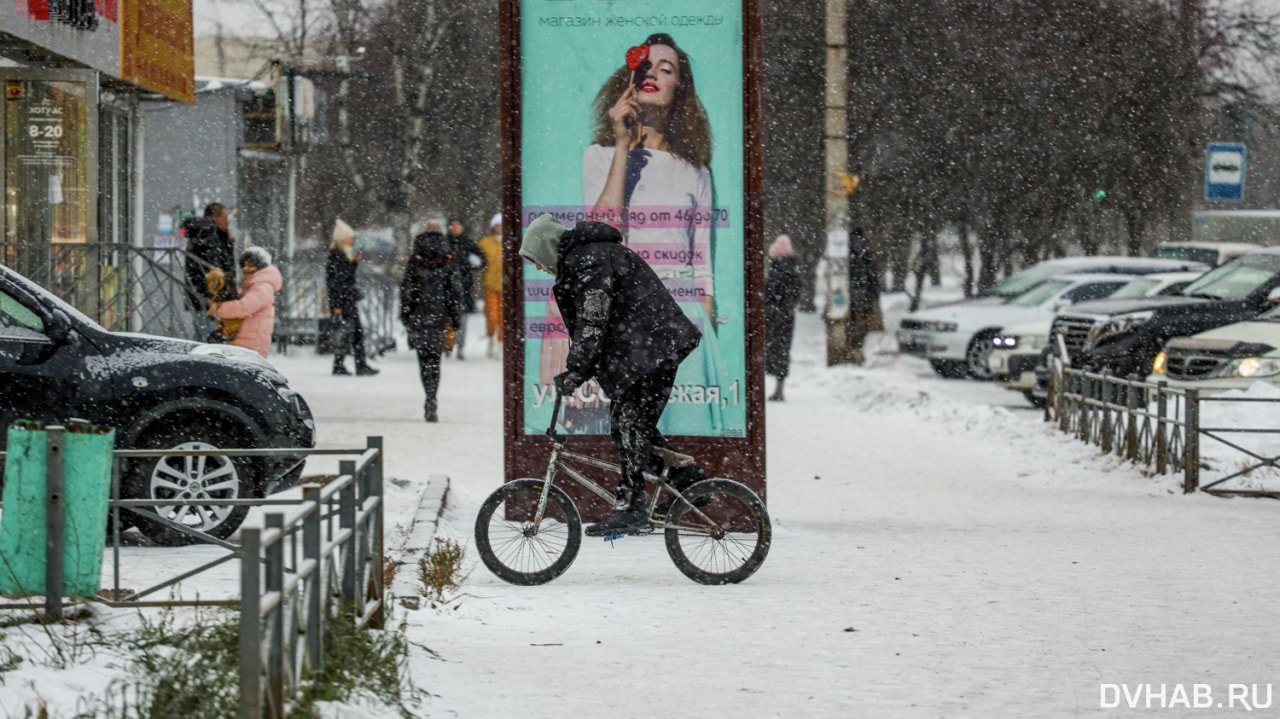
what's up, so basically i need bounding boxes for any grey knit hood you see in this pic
[519,214,566,276]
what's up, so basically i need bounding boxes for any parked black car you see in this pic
[0,264,314,545]
[1045,248,1280,380]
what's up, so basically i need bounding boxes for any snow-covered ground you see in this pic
[4,284,1280,717]
[286,289,1280,718]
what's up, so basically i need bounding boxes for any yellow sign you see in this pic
[119,0,194,103]
[834,172,859,196]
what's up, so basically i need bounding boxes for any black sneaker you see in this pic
[584,505,650,537]
[332,365,351,376]
[356,364,380,376]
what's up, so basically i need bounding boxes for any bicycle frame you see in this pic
[533,393,692,531]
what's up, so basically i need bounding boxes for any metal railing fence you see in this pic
[2,242,399,353]
[0,438,384,615]
[1048,354,1280,497]
[1048,357,1191,486]
[239,448,384,719]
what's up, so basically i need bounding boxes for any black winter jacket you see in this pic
[764,256,801,378]
[449,232,485,313]
[183,219,236,310]
[325,248,361,314]
[553,221,701,398]
[401,232,461,352]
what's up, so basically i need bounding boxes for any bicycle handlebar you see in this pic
[546,392,567,443]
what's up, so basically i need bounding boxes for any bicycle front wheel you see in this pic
[475,479,582,585]
[664,479,771,585]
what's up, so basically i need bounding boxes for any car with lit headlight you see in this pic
[989,271,1202,405]
[1148,304,1280,392]
[0,264,314,545]
[1047,248,1280,380]
[899,257,1206,379]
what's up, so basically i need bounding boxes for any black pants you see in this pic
[608,364,677,499]
[416,349,442,409]
[335,311,367,364]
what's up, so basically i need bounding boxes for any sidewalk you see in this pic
[275,311,1280,718]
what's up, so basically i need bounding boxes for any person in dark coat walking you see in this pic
[520,214,703,537]
[845,225,883,364]
[326,219,379,376]
[183,203,237,341]
[764,234,801,401]
[402,220,462,422]
[447,219,485,360]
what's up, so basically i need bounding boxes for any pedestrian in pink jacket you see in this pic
[210,247,281,358]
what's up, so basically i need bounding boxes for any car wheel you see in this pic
[123,418,260,546]
[1023,390,1047,408]
[965,331,1000,380]
[929,359,967,379]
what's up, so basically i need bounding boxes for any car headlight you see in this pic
[1088,311,1154,345]
[1219,357,1280,379]
[1152,351,1166,375]
[992,333,1047,351]
[190,343,275,371]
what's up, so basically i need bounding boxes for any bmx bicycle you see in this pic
[474,393,771,586]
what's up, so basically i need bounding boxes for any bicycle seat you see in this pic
[651,446,696,469]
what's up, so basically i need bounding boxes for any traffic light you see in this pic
[1094,189,1107,201]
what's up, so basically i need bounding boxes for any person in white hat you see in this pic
[325,219,379,375]
[477,213,504,358]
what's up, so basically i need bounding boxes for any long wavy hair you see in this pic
[590,33,713,169]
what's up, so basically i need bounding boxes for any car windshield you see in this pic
[1153,246,1218,265]
[1006,279,1071,307]
[1108,278,1160,299]
[1178,254,1280,300]
[0,268,100,329]
[983,265,1074,298]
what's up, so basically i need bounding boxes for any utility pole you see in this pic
[823,0,853,365]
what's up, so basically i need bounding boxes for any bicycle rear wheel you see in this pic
[475,479,582,585]
[664,479,771,585]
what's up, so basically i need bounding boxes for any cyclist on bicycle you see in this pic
[521,214,706,537]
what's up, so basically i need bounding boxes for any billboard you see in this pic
[502,0,765,508]
[519,1,748,439]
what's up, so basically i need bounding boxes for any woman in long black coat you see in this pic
[325,219,378,375]
[401,220,461,422]
[764,234,801,401]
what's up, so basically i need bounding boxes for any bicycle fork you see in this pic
[533,445,561,530]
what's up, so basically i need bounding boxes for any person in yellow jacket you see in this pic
[477,212,504,358]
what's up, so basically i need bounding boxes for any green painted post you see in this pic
[0,421,115,598]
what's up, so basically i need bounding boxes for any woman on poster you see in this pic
[540,32,729,435]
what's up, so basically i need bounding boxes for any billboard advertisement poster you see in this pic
[520,0,747,439]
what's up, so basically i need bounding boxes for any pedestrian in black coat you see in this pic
[765,235,801,400]
[447,219,486,360]
[520,214,702,538]
[401,221,462,422]
[183,203,237,340]
[325,219,378,375]
[846,225,883,363]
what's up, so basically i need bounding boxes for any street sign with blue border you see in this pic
[1206,143,1246,201]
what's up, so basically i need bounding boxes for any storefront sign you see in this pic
[120,0,193,103]
[0,0,120,76]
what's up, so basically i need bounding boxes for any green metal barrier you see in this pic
[0,421,115,606]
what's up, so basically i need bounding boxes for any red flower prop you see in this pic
[625,45,649,71]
